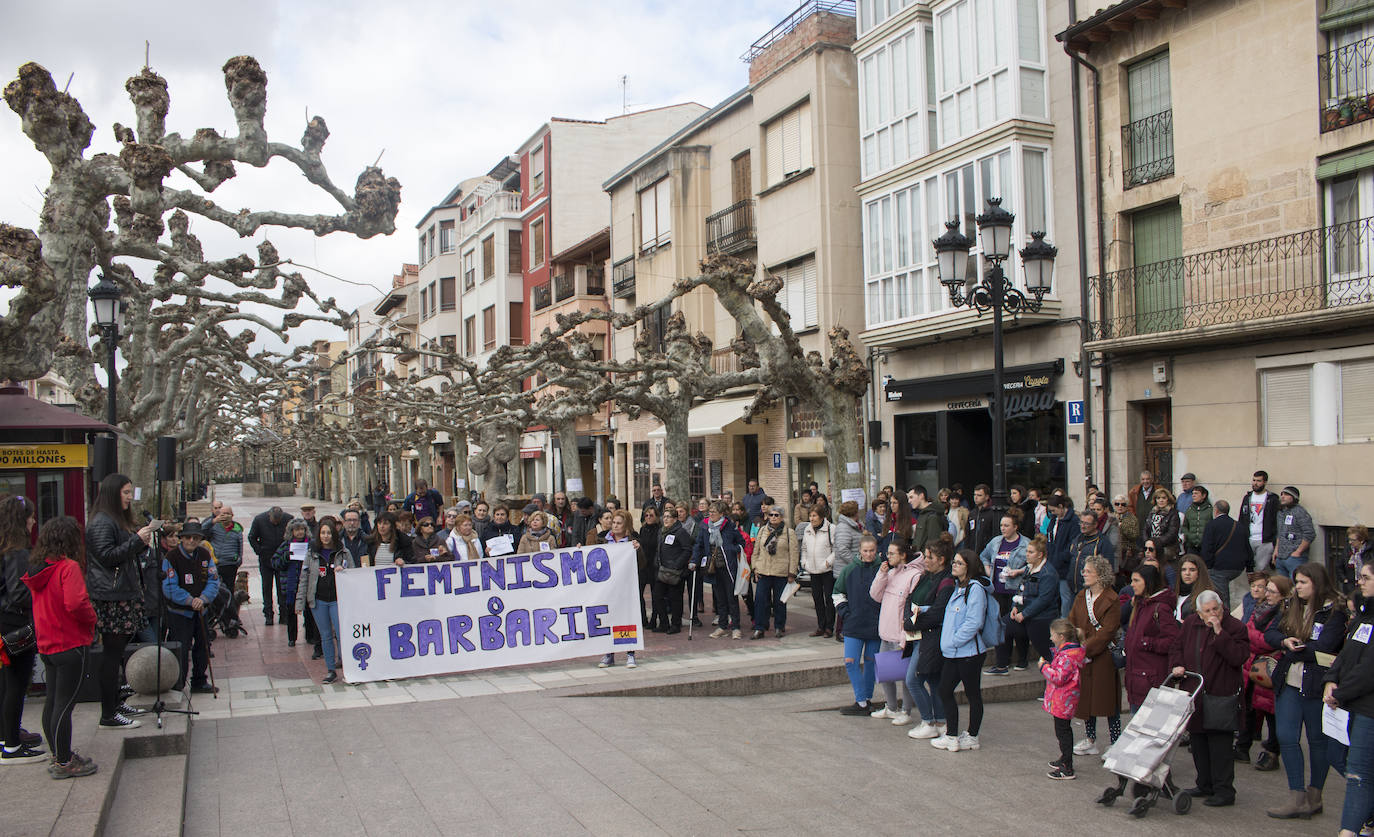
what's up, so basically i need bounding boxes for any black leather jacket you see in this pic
[0,547,32,631]
[85,512,146,601]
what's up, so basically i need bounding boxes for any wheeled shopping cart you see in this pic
[1095,671,1204,818]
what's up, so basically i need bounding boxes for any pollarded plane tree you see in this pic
[0,58,400,483]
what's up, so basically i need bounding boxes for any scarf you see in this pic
[708,517,725,553]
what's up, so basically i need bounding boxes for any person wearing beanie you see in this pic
[1275,487,1315,580]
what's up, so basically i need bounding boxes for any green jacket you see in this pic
[1183,500,1212,553]
[912,504,946,553]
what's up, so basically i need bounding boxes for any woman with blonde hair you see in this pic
[445,513,484,561]
[516,510,555,554]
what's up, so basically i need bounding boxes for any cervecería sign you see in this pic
[0,445,88,469]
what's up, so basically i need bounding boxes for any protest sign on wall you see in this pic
[336,542,643,683]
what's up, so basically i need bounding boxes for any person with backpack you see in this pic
[930,548,994,752]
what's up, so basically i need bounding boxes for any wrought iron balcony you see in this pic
[706,199,757,255]
[1121,110,1174,188]
[1319,33,1374,132]
[1088,217,1374,342]
[612,258,636,299]
[532,281,552,311]
[554,272,574,302]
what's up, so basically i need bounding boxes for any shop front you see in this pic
[884,361,1067,493]
[0,384,115,529]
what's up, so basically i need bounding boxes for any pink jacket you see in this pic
[870,560,924,644]
[1041,643,1086,719]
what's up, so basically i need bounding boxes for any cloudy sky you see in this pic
[0,0,788,349]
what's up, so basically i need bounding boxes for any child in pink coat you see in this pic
[1042,617,1087,780]
[868,541,925,725]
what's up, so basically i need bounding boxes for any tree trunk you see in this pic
[554,420,585,501]
[661,408,692,507]
[819,387,865,498]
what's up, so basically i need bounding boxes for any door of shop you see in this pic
[945,409,993,491]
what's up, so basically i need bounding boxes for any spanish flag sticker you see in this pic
[612,625,638,645]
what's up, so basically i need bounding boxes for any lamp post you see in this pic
[933,198,1057,509]
[89,274,123,472]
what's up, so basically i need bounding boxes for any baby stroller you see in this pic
[204,582,249,639]
[1096,671,1204,818]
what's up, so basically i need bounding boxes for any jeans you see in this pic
[1058,579,1072,617]
[842,636,881,704]
[41,646,87,763]
[1276,685,1331,791]
[1276,553,1306,580]
[1251,539,1274,572]
[711,566,740,630]
[879,640,915,713]
[1,645,36,747]
[1209,569,1241,611]
[1341,713,1374,832]
[810,570,835,632]
[939,652,987,736]
[133,614,162,645]
[312,599,341,671]
[904,643,944,723]
[166,611,210,690]
[753,575,789,631]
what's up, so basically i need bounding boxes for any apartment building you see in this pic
[1060,0,1374,562]
[857,0,1087,498]
[604,1,862,511]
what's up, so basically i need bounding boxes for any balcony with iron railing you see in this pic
[706,199,757,255]
[1087,217,1374,348]
[532,281,552,311]
[554,272,574,302]
[1319,33,1374,132]
[1121,110,1174,188]
[612,258,636,298]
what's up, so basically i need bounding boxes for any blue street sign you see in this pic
[1067,400,1085,425]
[773,453,782,469]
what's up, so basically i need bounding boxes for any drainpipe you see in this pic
[1064,0,1110,495]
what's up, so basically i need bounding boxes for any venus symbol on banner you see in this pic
[335,542,644,683]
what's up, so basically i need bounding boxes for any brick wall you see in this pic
[748,12,857,86]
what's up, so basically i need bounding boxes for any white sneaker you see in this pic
[597,655,613,668]
[625,653,637,669]
[907,722,940,739]
[890,711,912,726]
[731,629,742,640]
[1073,738,1099,755]
[870,706,893,719]
[709,628,728,639]
[957,732,980,751]
[930,734,960,751]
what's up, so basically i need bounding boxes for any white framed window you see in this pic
[639,178,672,252]
[462,250,475,290]
[774,256,818,330]
[530,142,545,194]
[1262,366,1313,445]
[530,217,545,268]
[860,26,936,177]
[935,0,1047,147]
[862,141,1052,328]
[764,102,813,187]
[1324,169,1374,304]
[427,225,436,261]
[858,0,918,35]
[1341,357,1374,441]
[439,220,455,254]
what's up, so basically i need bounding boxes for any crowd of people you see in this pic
[3,466,1373,835]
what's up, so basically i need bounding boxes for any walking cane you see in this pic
[687,565,697,641]
[195,608,218,699]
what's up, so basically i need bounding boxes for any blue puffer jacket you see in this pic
[272,538,309,603]
[1016,561,1060,622]
[206,521,244,569]
[838,559,883,641]
[942,577,991,659]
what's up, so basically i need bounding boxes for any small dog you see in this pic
[234,571,251,599]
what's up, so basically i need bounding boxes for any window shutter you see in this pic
[766,118,783,186]
[1263,367,1312,445]
[781,108,801,175]
[798,102,813,172]
[1342,358,1374,441]
[656,181,672,240]
[640,188,655,247]
[802,257,818,328]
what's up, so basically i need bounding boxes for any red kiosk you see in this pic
[0,384,114,529]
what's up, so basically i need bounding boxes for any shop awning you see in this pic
[647,396,755,438]
[785,436,825,456]
[883,359,1064,404]
[519,447,543,459]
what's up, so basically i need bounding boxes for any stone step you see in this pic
[104,753,188,837]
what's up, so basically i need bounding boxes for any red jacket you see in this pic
[1041,642,1086,719]
[23,558,96,655]
[1124,587,1180,708]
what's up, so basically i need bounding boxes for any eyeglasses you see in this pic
[1113,501,1127,507]
[1144,546,1156,552]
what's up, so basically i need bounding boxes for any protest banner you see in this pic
[336,542,643,683]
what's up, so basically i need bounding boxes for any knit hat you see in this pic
[523,503,540,515]
[1281,486,1300,501]
[288,517,309,533]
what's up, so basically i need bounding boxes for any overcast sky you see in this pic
[0,0,788,350]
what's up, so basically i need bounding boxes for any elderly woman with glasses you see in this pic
[1113,495,1140,579]
[750,509,798,638]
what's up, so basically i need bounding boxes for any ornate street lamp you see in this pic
[934,198,1058,509]
[89,274,123,472]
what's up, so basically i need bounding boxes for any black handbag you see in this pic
[1200,689,1241,731]
[657,565,683,586]
[1,623,35,657]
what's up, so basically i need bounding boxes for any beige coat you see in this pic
[752,525,799,578]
